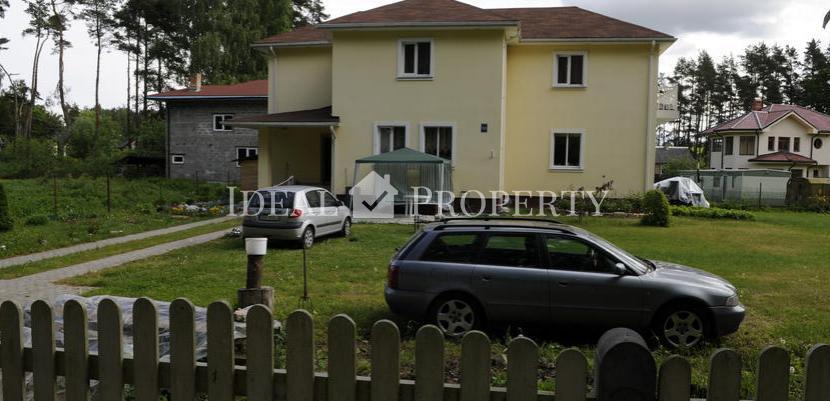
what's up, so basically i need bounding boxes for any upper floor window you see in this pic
[375,124,407,154]
[553,52,587,87]
[422,124,454,161]
[794,137,801,152]
[768,137,775,151]
[398,39,432,79]
[724,137,734,155]
[550,130,583,169]
[739,136,755,156]
[778,137,790,152]
[213,114,234,131]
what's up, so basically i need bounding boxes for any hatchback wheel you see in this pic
[432,296,482,337]
[299,227,315,249]
[658,309,706,348]
[340,218,352,237]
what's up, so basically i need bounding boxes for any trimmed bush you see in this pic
[641,190,671,227]
[671,205,755,220]
[0,183,12,231]
[24,214,50,226]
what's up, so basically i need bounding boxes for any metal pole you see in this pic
[106,174,112,214]
[53,176,58,216]
[302,246,308,300]
[758,182,762,208]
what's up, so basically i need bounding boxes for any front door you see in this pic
[544,235,644,327]
[470,233,550,325]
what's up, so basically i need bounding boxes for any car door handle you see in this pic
[481,276,492,282]
[557,281,569,287]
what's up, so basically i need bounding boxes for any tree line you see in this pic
[0,0,325,178]
[661,38,830,162]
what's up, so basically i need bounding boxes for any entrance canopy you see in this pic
[223,106,339,128]
[354,148,452,204]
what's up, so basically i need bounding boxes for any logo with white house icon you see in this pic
[349,172,399,219]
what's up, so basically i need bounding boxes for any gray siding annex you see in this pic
[166,100,267,183]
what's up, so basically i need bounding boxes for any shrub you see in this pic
[0,183,11,231]
[641,190,671,227]
[671,205,755,220]
[24,214,50,226]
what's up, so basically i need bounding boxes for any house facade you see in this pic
[705,102,830,178]
[227,0,675,198]
[148,78,268,183]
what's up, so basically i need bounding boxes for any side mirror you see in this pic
[614,263,627,275]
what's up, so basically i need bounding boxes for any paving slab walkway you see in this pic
[0,227,236,304]
[0,215,237,269]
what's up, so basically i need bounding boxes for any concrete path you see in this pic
[0,228,234,304]
[0,215,237,269]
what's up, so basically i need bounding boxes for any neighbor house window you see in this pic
[375,124,407,154]
[711,138,722,152]
[398,39,432,78]
[553,52,587,87]
[550,130,583,169]
[794,137,801,152]
[768,137,776,151]
[236,147,258,166]
[171,154,185,164]
[421,124,454,161]
[213,114,234,131]
[724,137,734,155]
[739,136,755,155]
[778,137,790,152]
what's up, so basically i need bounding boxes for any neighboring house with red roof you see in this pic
[704,100,830,179]
[226,0,675,197]
[147,77,267,182]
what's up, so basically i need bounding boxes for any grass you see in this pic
[62,211,830,399]
[0,177,229,258]
[0,218,241,279]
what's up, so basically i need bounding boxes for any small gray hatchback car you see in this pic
[384,218,744,348]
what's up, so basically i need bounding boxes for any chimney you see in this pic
[751,98,764,111]
[189,73,202,92]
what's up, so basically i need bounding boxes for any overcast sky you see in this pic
[1,0,828,111]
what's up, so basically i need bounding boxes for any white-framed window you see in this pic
[213,114,234,131]
[236,147,258,166]
[739,136,755,156]
[553,52,587,87]
[550,129,584,169]
[171,154,185,164]
[374,123,408,154]
[420,123,455,161]
[398,39,433,79]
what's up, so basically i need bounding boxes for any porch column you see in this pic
[257,128,273,188]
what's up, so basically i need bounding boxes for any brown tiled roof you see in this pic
[224,106,339,126]
[749,151,817,164]
[255,26,331,47]
[147,80,267,100]
[255,0,673,46]
[703,104,830,134]
[491,7,672,40]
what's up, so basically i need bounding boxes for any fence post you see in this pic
[707,348,741,401]
[328,314,357,401]
[207,301,235,401]
[506,336,539,401]
[804,344,830,401]
[0,301,24,401]
[134,298,160,401]
[756,346,789,401]
[657,356,690,401]
[246,305,275,401]
[64,300,90,401]
[170,299,197,401]
[594,328,656,401]
[371,320,400,401]
[31,300,56,401]
[555,348,587,401]
[287,310,315,401]
[460,331,490,401]
[98,298,125,401]
[415,325,444,401]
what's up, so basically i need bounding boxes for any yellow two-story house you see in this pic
[227,0,675,200]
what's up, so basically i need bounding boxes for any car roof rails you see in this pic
[437,216,563,224]
[431,217,573,234]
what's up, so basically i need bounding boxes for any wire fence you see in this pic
[702,185,787,207]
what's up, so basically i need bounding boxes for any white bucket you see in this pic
[245,237,268,256]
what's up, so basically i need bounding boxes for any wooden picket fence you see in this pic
[1,298,829,401]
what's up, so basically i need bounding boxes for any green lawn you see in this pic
[63,212,830,399]
[0,177,228,258]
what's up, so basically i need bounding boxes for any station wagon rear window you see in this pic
[419,233,479,264]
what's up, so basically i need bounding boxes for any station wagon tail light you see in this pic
[387,264,400,289]
[290,208,303,218]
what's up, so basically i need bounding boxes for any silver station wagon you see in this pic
[384,218,745,348]
[242,185,352,248]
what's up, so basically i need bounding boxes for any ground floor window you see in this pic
[550,130,583,169]
[422,124,454,161]
[236,147,258,166]
[213,114,234,131]
[375,124,407,154]
[171,154,185,164]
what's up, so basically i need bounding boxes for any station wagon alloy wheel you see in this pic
[436,299,476,336]
[662,310,704,348]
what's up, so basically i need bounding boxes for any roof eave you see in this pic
[518,37,675,43]
[316,21,519,30]
[252,41,332,51]
[146,95,268,101]
[223,121,340,128]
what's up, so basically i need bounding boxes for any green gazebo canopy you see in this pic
[355,147,449,164]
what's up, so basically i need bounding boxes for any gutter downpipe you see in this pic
[646,40,658,191]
